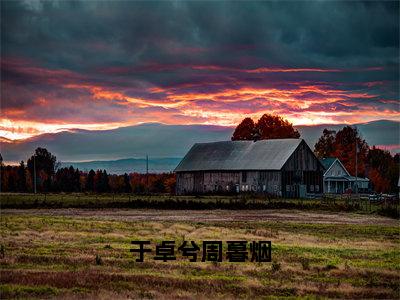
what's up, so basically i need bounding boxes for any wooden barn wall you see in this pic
[177,170,281,195]
[281,141,324,197]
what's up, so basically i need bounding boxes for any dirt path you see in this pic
[2,209,398,225]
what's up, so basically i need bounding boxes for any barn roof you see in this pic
[174,139,303,172]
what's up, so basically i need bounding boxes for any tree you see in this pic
[256,114,300,140]
[86,169,95,192]
[333,126,368,177]
[231,114,300,141]
[17,161,27,192]
[314,129,336,158]
[367,147,399,193]
[231,117,255,140]
[95,170,110,193]
[123,173,132,193]
[27,148,57,192]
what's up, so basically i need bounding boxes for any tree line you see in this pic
[0,148,176,194]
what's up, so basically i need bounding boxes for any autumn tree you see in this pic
[367,147,399,193]
[256,114,300,140]
[231,117,255,140]
[333,126,368,177]
[231,114,300,141]
[314,129,336,158]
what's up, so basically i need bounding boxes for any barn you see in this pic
[174,139,325,198]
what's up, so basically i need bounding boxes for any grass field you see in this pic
[1,206,399,299]
[2,193,396,214]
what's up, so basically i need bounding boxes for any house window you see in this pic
[226,185,230,191]
[310,185,314,192]
[242,172,247,183]
[263,185,266,191]
[315,185,319,192]
[286,185,290,192]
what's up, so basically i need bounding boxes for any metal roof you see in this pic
[320,157,336,170]
[174,139,303,172]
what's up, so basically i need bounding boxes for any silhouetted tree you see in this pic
[86,169,95,192]
[17,161,27,192]
[27,148,57,192]
[314,129,336,158]
[95,170,110,193]
[123,173,132,193]
[232,114,300,141]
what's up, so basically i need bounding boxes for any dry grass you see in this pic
[1,210,399,299]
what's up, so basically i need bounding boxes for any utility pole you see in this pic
[354,127,358,197]
[33,154,37,194]
[146,154,149,191]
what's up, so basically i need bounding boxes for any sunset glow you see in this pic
[1,1,399,141]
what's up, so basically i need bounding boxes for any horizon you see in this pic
[1,1,399,142]
[2,119,399,167]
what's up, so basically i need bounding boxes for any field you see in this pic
[1,197,400,299]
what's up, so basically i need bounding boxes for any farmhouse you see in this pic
[320,157,369,194]
[175,139,324,198]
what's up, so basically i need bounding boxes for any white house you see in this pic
[320,158,369,194]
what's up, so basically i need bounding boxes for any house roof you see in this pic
[174,139,303,172]
[320,157,351,177]
[320,157,336,170]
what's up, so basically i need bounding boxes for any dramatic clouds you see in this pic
[1,1,399,140]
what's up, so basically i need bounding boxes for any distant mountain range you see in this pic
[60,157,182,174]
[1,120,398,174]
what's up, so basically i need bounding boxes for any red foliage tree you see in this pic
[231,117,255,140]
[256,114,300,140]
[333,126,368,177]
[231,114,299,141]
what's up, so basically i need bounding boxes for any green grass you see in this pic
[1,192,391,212]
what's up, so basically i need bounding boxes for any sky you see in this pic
[1,0,399,141]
